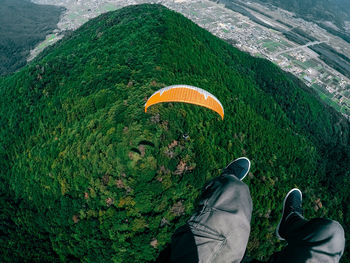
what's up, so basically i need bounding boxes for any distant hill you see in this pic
[0,0,64,76]
[256,0,350,23]
[255,0,350,38]
[0,4,349,262]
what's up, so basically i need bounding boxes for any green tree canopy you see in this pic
[0,4,349,262]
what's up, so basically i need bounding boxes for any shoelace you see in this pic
[285,205,303,222]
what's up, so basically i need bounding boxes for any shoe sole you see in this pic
[225,157,251,181]
[276,188,302,240]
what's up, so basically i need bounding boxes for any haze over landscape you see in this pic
[0,1,349,262]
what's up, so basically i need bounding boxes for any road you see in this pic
[274,41,325,57]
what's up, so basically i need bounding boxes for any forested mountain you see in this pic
[0,0,64,76]
[0,4,349,262]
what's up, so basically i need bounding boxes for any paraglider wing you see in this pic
[144,85,224,119]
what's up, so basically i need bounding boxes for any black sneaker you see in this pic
[276,188,303,240]
[222,157,251,181]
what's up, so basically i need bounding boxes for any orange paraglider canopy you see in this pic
[144,85,224,119]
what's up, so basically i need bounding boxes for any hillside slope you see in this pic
[0,4,349,262]
[0,0,64,76]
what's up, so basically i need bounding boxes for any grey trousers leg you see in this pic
[170,174,345,263]
[171,174,253,263]
[271,213,345,263]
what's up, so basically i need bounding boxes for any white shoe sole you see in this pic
[276,188,302,240]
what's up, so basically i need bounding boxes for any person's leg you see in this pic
[272,189,345,263]
[170,157,253,263]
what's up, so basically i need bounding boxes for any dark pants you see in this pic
[169,174,345,263]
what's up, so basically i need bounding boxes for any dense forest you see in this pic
[0,0,64,76]
[0,4,349,262]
